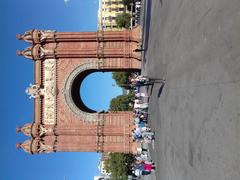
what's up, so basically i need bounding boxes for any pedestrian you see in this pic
[134,48,145,52]
[141,170,151,176]
[144,163,155,171]
[134,102,149,109]
[135,92,149,98]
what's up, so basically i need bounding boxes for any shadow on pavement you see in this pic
[157,83,165,98]
[143,0,152,52]
[159,0,163,7]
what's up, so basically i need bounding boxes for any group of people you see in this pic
[133,0,142,25]
[128,73,164,144]
[131,154,156,178]
[129,73,165,87]
[127,72,163,178]
[131,93,155,143]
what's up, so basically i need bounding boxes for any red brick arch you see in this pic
[16,28,142,154]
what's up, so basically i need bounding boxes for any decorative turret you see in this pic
[16,123,40,137]
[16,139,39,154]
[16,141,30,153]
[16,29,34,43]
[16,123,56,138]
[17,44,55,60]
[16,123,32,137]
[16,46,33,60]
[16,29,56,44]
[16,139,55,154]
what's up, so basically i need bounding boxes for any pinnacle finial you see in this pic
[16,34,22,40]
[16,126,21,133]
[16,142,21,149]
[16,50,23,56]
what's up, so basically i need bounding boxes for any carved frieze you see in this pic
[39,125,54,137]
[38,142,54,153]
[43,59,56,125]
[25,84,43,99]
[39,30,56,41]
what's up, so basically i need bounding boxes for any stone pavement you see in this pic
[140,0,240,179]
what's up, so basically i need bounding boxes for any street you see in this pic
[141,0,240,179]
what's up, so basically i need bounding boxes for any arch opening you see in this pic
[71,69,139,113]
[71,69,97,113]
[64,62,140,122]
[80,72,123,113]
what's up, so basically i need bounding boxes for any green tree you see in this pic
[112,72,130,88]
[116,13,131,29]
[105,153,135,180]
[122,0,134,6]
[109,94,133,111]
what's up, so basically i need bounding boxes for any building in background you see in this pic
[98,0,126,31]
[94,175,111,180]
[98,153,111,176]
[94,153,111,180]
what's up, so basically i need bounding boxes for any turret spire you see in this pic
[16,123,32,137]
[16,34,22,40]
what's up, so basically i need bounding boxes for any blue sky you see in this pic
[0,0,122,180]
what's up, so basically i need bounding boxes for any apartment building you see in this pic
[98,0,126,30]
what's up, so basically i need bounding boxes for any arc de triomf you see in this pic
[16,28,142,154]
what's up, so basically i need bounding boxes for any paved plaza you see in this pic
[141,0,240,179]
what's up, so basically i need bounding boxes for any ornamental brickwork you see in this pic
[16,27,142,155]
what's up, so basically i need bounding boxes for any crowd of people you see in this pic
[127,73,165,178]
[131,91,154,143]
[132,153,156,178]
